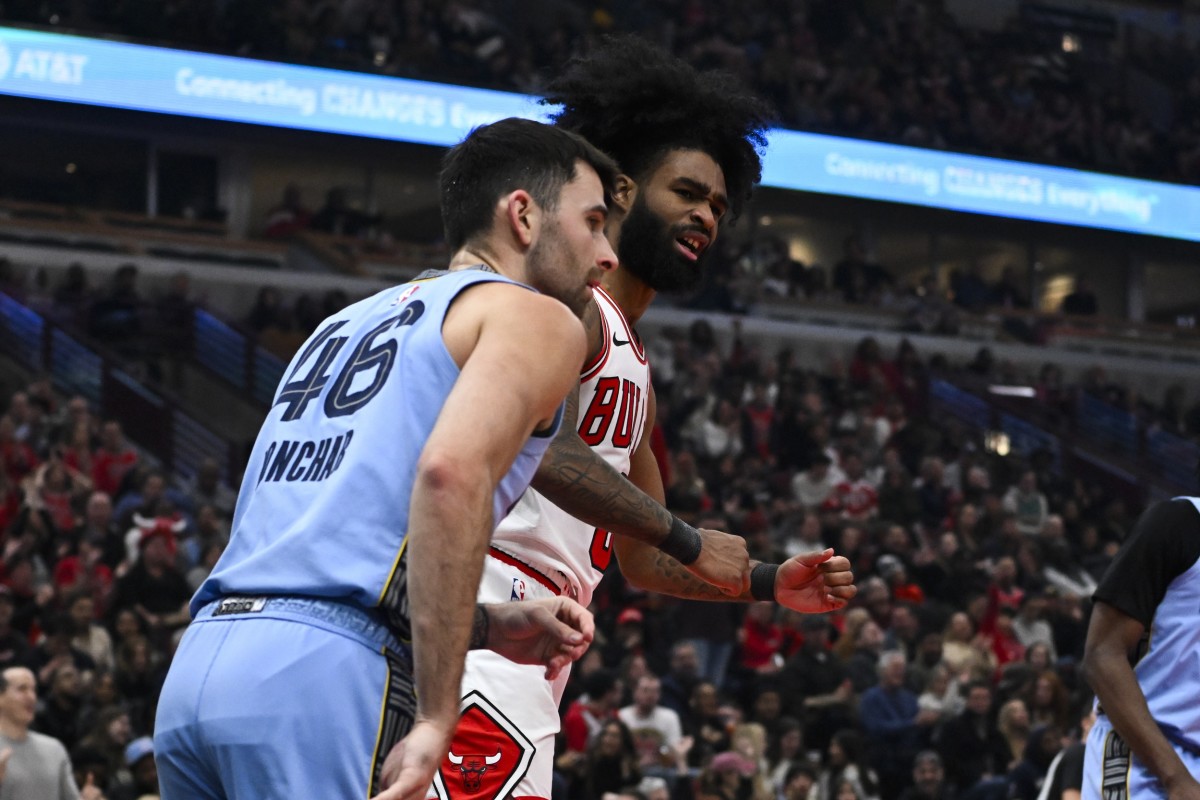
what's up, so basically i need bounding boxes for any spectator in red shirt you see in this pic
[986,556,1025,613]
[60,419,96,480]
[738,601,784,673]
[27,460,86,539]
[562,668,622,755]
[0,468,20,535]
[53,536,113,617]
[986,607,1026,667]
[263,184,313,239]
[91,421,137,498]
[741,380,776,461]
[877,555,925,606]
[849,337,901,394]
[824,450,879,521]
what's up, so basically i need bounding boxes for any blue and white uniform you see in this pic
[1084,497,1200,800]
[155,269,562,800]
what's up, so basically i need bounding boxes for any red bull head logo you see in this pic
[447,750,501,792]
[433,691,534,800]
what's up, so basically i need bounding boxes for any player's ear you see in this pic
[503,190,537,248]
[610,174,636,215]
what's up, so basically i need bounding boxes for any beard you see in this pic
[526,216,590,318]
[617,194,710,294]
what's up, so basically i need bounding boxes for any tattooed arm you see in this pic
[530,380,676,542]
[613,387,752,599]
[615,386,856,611]
[528,302,749,595]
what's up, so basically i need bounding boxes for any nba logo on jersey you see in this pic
[391,284,420,305]
[510,578,526,601]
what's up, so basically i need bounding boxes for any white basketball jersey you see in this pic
[488,286,651,606]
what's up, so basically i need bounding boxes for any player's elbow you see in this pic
[1080,638,1120,698]
[415,450,490,506]
[1078,648,1097,692]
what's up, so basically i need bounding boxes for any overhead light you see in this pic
[988,385,1036,398]
[985,431,1011,457]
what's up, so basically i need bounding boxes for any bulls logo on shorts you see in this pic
[432,691,534,800]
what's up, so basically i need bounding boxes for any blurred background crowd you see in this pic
[1,0,1198,799]
[0,303,1132,800]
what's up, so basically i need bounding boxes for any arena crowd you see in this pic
[0,284,1139,799]
[1,1,1197,797]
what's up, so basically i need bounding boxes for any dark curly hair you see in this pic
[543,35,774,219]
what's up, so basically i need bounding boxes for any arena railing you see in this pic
[0,290,241,482]
[191,308,286,409]
[929,375,1198,504]
[0,199,289,269]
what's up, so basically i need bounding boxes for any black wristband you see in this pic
[468,604,490,650]
[659,516,703,565]
[750,563,780,601]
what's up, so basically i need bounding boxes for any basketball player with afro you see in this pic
[421,36,857,800]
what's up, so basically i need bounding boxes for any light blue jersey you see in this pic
[193,268,562,640]
[1127,495,1200,751]
[1084,495,1200,800]
[160,267,567,800]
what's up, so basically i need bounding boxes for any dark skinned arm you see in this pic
[528,302,749,596]
[1082,602,1200,800]
[613,383,750,600]
[612,386,855,610]
[530,371,677,545]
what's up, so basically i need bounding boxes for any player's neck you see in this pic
[447,248,519,283]
[600,269,655,326]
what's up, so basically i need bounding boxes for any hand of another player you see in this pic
[371,717,455,800]
[687,528,751,596]
[774,549,857,613]
[0,747,10,784]
[483,597,595,680]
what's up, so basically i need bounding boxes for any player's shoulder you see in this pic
[1113,496,1200,575]
[1137,496,1200,536]
[500,287,583,336]
[448,277,563,324]
[473,283,585,353]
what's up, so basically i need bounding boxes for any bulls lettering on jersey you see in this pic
[486,285,651,607]
[576,287,649,460]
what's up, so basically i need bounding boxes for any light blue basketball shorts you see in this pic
[154,596,415,800]
[1083,715,1200,800]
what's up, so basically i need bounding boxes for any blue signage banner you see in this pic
[1,25,1198,241]
[0,25,546,146]
[763,129,1200,241]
